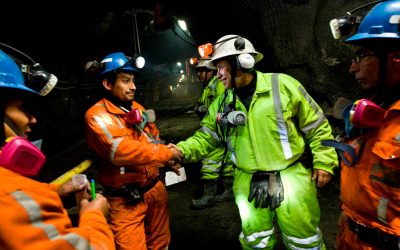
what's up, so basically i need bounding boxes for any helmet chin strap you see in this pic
[3,116,24,138]
[372,52,389,107]
[0,102,4,142]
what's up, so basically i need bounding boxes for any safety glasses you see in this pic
[353,51,379,63]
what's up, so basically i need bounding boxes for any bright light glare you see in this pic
[237,197,250,221]
[135,56,145,69]
[178,20,187,31]
[177,62,182,67]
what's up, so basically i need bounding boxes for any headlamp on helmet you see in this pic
[198,43,213,59]
[0,43,58,97]
[330,14,363,40]
[190,57,199,66]
[329,0,389,41]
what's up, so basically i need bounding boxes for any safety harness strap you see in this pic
[321,139,358,166]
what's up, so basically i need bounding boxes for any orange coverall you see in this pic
[85,98,173,250]
[0,167,115,250]
[337,100,400,249]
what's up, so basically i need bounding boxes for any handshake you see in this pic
[164,143,184,176]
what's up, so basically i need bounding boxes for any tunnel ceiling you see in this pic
[1,0,262,63]
[2,0,367,103]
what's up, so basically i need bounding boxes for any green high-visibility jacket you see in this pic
[198,75,225,109]
[178,71,338,174]
[197,75,232,179]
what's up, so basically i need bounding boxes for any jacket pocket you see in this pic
[367,140,400,200]
[266,109,297,141]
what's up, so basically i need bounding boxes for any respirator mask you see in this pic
[0,137,46,177]
[343,99,385,137]
[216,110,247,126]
[119,106,156,127]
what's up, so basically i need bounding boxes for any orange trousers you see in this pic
[107,180,170,250]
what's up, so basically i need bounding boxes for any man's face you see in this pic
[196,68,213,83]
[104,72,136,102]
[4,98,37,138]
[215,60,232,89]
[349,46,380,95]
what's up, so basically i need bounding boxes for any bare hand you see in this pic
[166,143,183,162]
[58,179,90,197]
[79,193,110,220]
[312,169,332,188]
[167,163,183,176]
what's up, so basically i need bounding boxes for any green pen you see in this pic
[90,179,96,199]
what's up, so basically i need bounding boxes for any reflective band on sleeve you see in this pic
[297,86,326,135]
[201,165,220,172]
[199,126,221,142]
[271,73,293,159]
[11,191,93,250]
[110,137,123,164]
[377,197,388,224]
[202,158,222,165]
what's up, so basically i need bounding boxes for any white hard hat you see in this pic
[208,35,263,68]
[195,57,216,70]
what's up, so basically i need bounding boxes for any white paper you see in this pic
[165,167,187,186]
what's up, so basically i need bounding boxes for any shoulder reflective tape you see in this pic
[271,73,293,159]
[11,191,92,250]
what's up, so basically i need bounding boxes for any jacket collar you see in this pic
[254,70,272,94]
[102,98,132,115]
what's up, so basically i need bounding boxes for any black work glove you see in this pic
[268,172,284,210]
[248,171,270,208]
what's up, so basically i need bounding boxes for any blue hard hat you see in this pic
[99,52,139,76]
[345,1,400,45]
[0,49,38,95]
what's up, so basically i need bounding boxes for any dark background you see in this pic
[2,1,368,249]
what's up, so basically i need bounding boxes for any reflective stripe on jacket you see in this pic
[0,167,115,250]
[340,100,400,237]
[178,72,338,174]
[85,98,173,188]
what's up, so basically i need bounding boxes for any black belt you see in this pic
[348,218,400,249]
[103,176,160,200]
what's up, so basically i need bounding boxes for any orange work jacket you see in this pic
[340,100,400,236]
[0,167,115,250]
[85,98,173,188]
